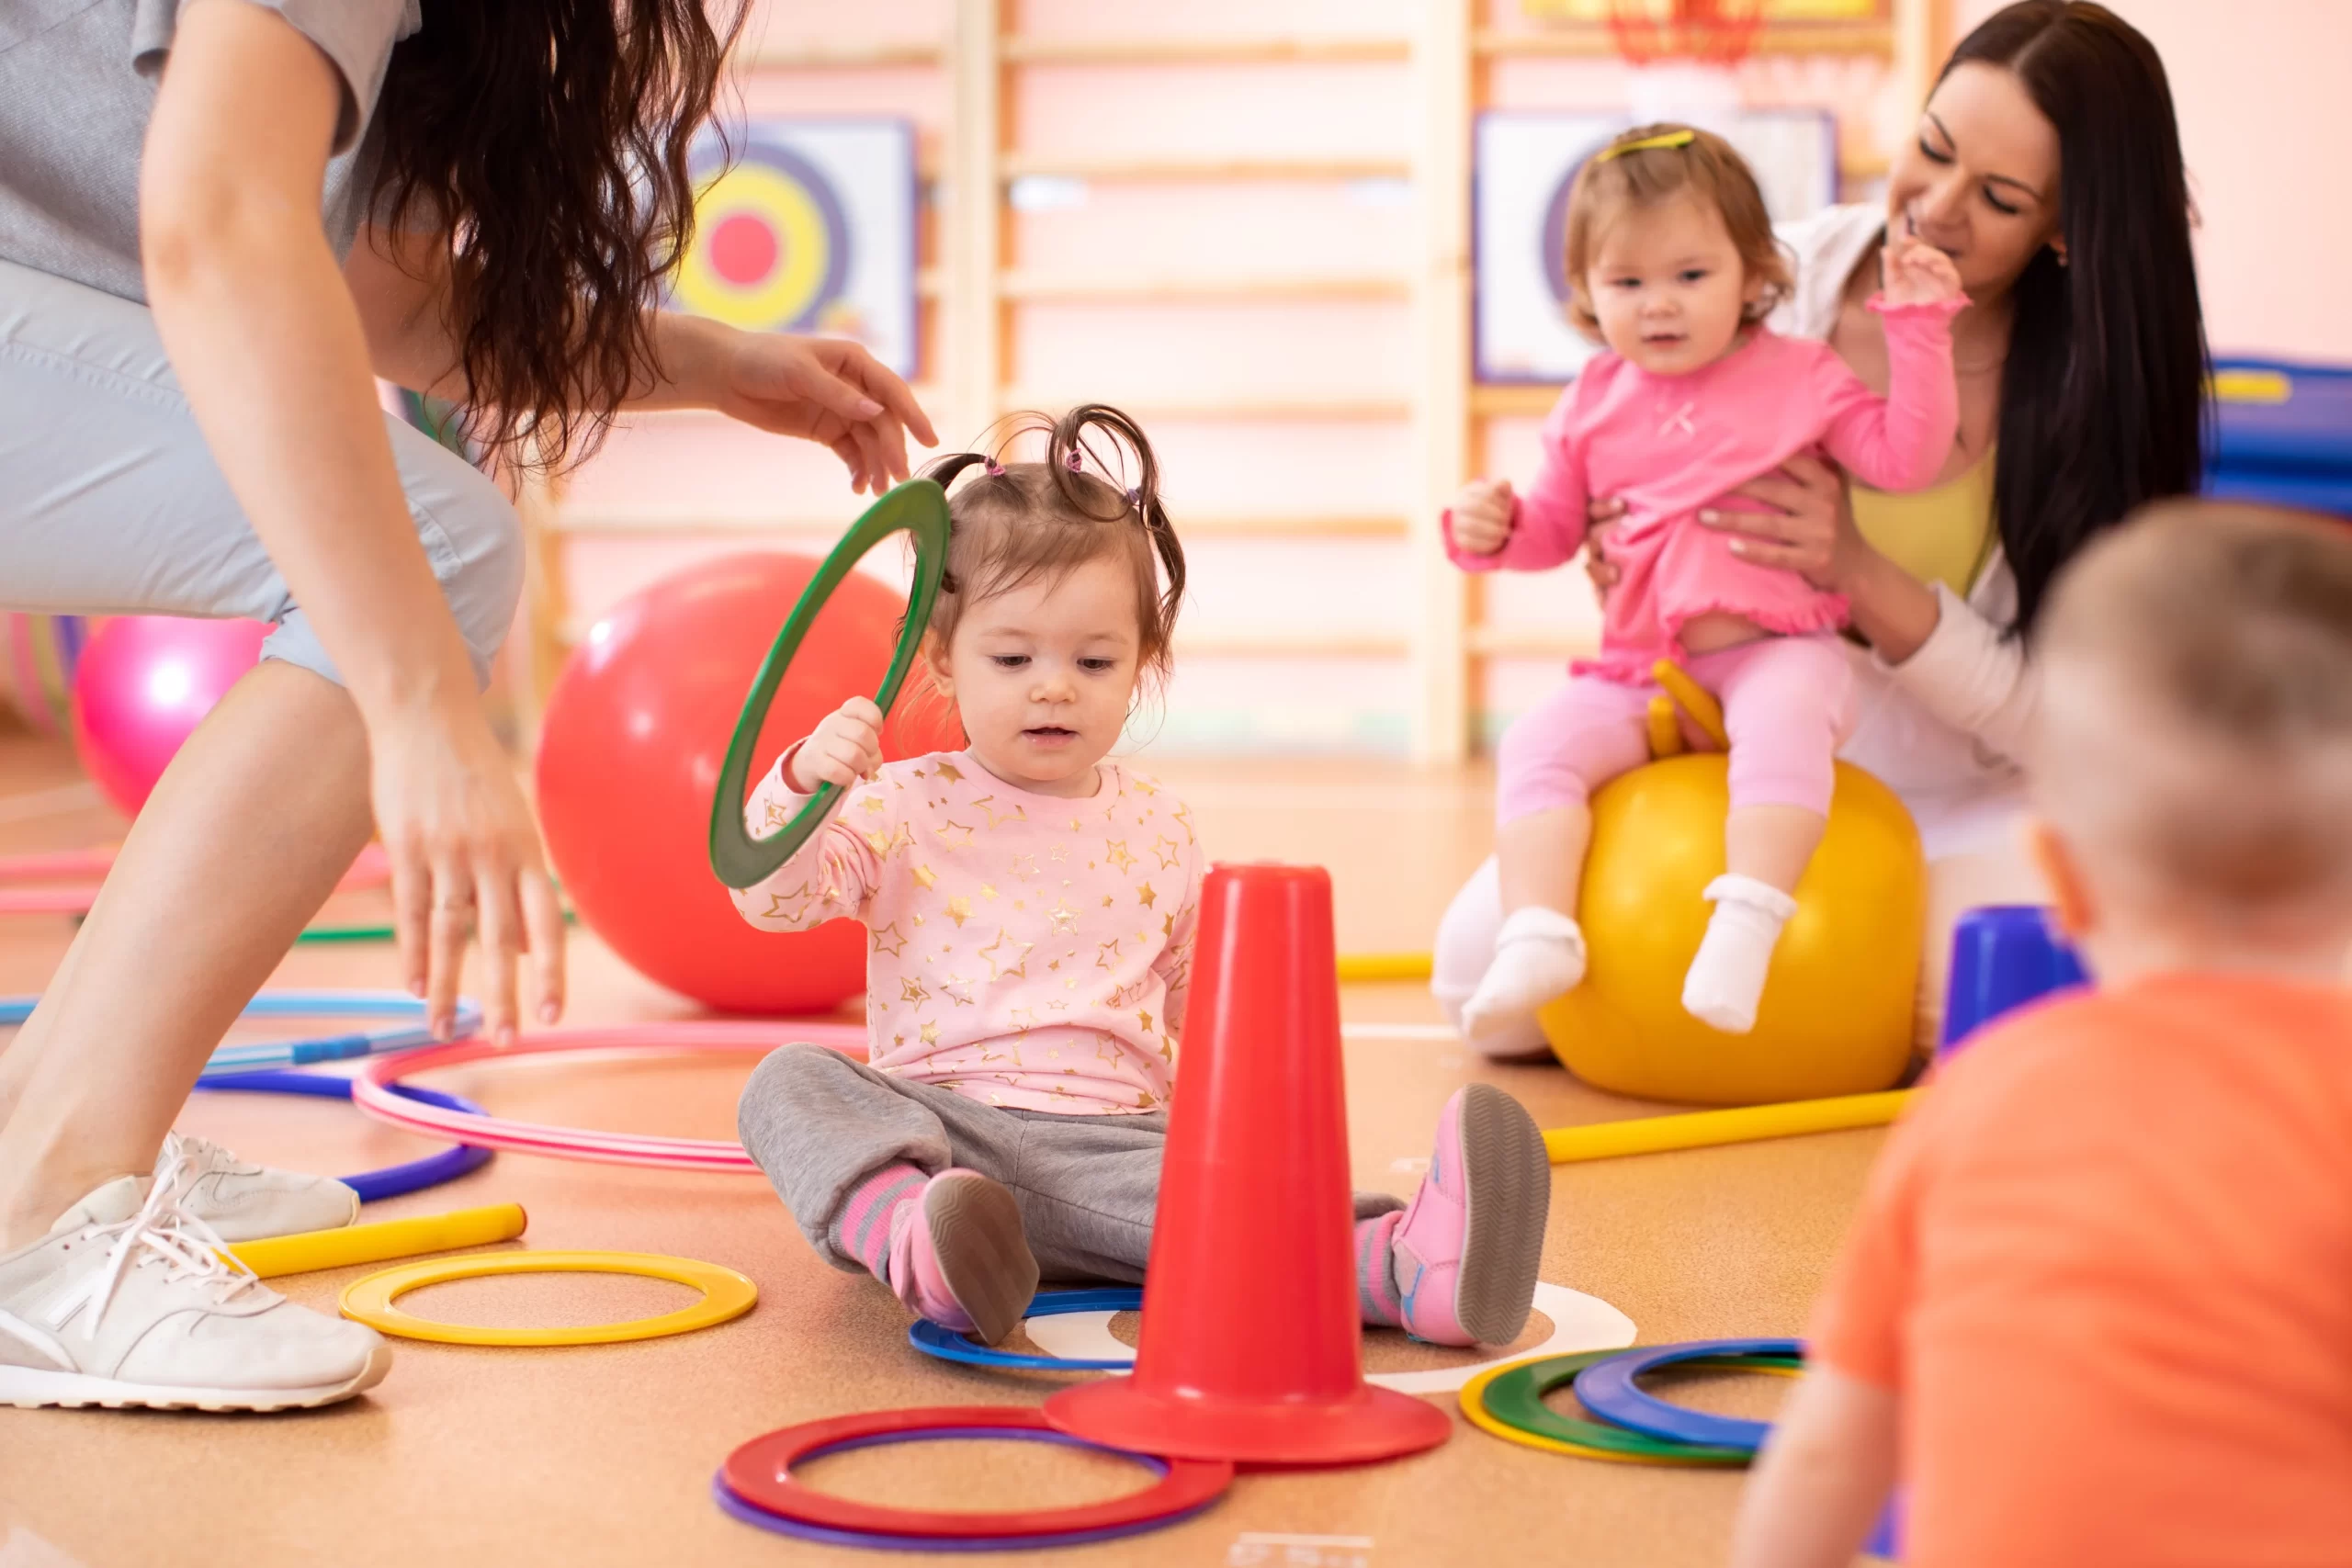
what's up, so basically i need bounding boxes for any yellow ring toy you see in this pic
[1457,1356,1802,1465]
[339,1249,758,1347]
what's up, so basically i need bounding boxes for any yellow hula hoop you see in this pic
[228,1203,526,1280]
[1334,952,1434,983]
[339,1250,758,1347]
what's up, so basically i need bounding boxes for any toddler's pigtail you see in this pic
[1049,405,1187,659]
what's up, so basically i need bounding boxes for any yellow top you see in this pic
[1849,448,1997,598]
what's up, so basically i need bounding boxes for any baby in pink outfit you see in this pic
[1450,125,1963,1039]
[730,406,1554,1352]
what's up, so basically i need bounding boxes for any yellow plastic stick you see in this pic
[1335,953,1434,983]
[226,1202,528,1280]
[1544,1090,1917,1165]
[1651,659,1730,750]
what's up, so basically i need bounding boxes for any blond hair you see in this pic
[1561,123,1792,338]
[2035,499,2352,917]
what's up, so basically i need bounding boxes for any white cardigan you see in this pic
[1768,205,2037,857]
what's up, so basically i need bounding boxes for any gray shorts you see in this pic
[0,256,522,685]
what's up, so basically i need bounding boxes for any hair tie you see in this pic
[1065,449,1084,472]
[1125,487,1140,510]
[983,458,1004,477]
[1598,128,1695,163]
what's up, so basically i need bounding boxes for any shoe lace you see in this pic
[159,1129,259,1179]
[61,1152,266,1336]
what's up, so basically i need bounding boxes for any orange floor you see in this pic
[0,733,1889,1568]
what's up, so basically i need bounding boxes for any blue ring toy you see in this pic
[192,1070,493,1202]
[907,1287,1143,1371]
[0,990,482,1079]
[1572,1337,1804,1451]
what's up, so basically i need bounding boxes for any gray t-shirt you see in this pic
[0,0,419,302]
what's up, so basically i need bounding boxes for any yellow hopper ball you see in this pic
[1537,753,1925,1106]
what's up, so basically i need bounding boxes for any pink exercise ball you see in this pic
[71,615,269,818]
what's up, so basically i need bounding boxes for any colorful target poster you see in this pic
[1474,110,1838,383]
[673,119,916,377]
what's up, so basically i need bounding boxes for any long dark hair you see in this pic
[1946,1,2209,636]
[369,0,746,473]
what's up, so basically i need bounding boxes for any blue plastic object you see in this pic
[908,1287,1143,1371]
[0,990,481,1079]
[192,1070,492,1202]
[1571,1337,1803,1451]
[2205,358,2352,517]
[1937,906,2088,1062]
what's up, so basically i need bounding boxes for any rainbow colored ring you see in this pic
[1573,1337,1804,1451]
[0,990,481,1081]
[707,480,950,890]
[193,1070,492,1202]
[717,1405,1231,1548]
[909,1287,1144,1371]
[351,1021,866,1171]
[1461,1350,1799,1465]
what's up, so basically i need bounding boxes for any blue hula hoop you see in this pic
[0,989,481,1079]
[1572,1337,1804,1451]
[907,1287,1144,1372]
[192,1069,493,1203]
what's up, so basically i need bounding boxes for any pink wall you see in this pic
[1952,0,2352,361]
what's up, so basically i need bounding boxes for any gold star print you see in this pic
[1069,818,1083,832]
[763,801,792,829]
[761,893,800,919]
[860,795,887,815]
[933,760,964,784]
[1049,844,1068,863]
[941,974,977,1007]
[912,863,937,890]
[1105,840,1136,874]
[1102,895,1114,908]
[1047,959,1061,972]
[946,895,972,929]
[872,922,909,956]
[1162,912,1177,938]
[1133,776,1158,795]
[1048,999,1069,1011]
[1137,882,1158,909]
[972,795,1025,829]
[1046,899,1078,933]
[1012,852,1039,880]
[1137,1010,1155,1034]
[978,930,1033,980]
[979,884,999,901]
[900,978,930,1004]
[1065,978,1079,991]
[1095,936,1124,971]
[1152,836,1183,870]
[920,1020,939,1045]
[1010,1006,1037,1032]
[933,820,976,851]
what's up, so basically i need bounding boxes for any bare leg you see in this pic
[1725,804,1827,894]
[1495,804,1592,917]
[0,661,371,1248]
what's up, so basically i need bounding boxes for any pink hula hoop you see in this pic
[351,1021,868,1172]
[0,841,390,916]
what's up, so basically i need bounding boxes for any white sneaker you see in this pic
[162,1132,360,1243]
[0,1164,390,1412]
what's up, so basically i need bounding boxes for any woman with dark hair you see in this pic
[0,0,933,1410]
[1433,0,2208,1058]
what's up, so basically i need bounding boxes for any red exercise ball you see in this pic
[70,615,270,818]
[535,551,962,1015]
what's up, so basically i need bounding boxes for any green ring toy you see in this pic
[1465,1350,1803,1466]
[707,480,952,889]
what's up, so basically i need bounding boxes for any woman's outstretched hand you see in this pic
[711,333,939,495]
[1699,455,1867,592]
[374,694,567,1046]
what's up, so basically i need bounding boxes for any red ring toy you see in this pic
[719,1405,1233,1540]
[351,1022,866,1172]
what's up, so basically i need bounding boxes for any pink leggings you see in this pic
[1496,635,1858,825]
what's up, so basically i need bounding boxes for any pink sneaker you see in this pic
[1387,1085,1550,1347]
[885,1169,1039,1347]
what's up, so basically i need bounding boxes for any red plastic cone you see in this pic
[1044,862,1452,1465]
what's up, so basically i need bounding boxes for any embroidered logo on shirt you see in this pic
[1657,400,1698,439]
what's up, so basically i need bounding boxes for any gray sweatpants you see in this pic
[0,257,523,685]
[738,1044,1403,1284]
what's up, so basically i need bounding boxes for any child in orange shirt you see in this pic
[1731,500,2352,1568]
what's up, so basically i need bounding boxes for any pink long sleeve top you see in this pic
[730,750,1204,1115]
[1447,297,1964,684]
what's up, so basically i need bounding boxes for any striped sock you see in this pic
[832,1163,928,1281]
[1355,1211,1406,1328]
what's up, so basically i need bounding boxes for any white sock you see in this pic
[1681,874,1799,1035]
[1461,907,1587,1038]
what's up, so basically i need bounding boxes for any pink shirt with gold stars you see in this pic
[731,751,1204,1115]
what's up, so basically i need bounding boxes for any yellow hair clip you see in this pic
[1598,129,1696,162]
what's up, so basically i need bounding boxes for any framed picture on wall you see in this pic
[670,118,918,378]
[1473,109,1838,383]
